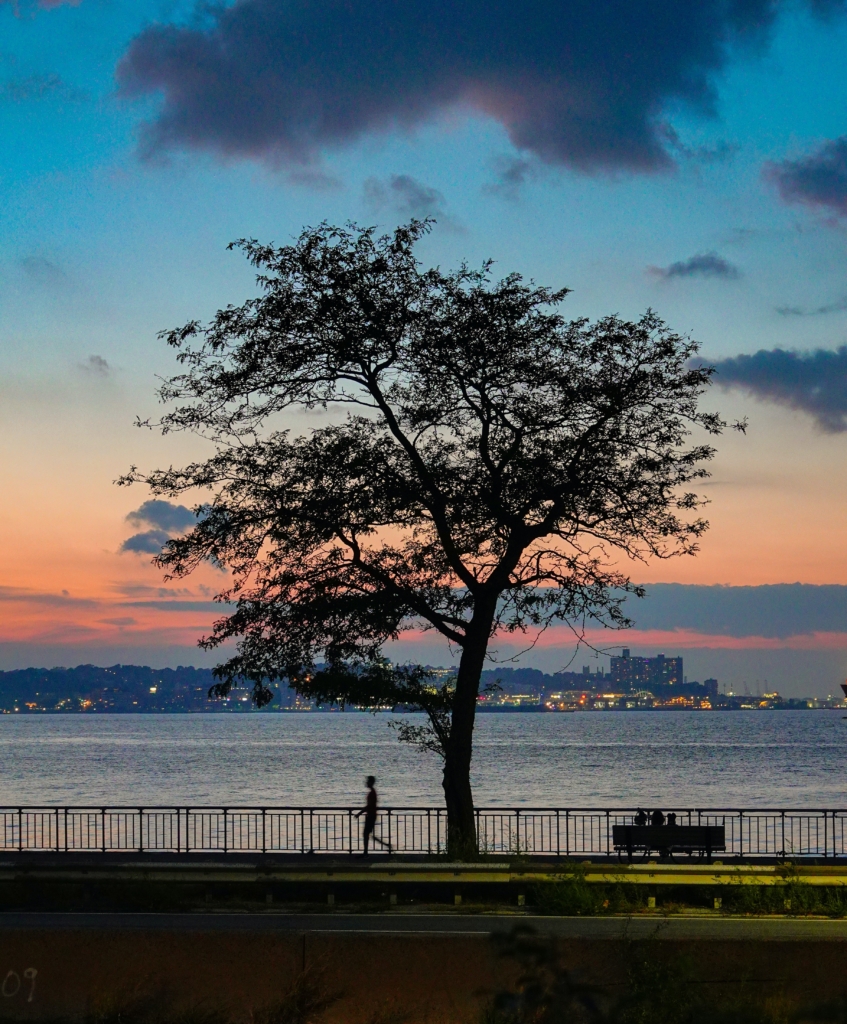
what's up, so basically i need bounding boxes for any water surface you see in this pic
[0,711,842,808]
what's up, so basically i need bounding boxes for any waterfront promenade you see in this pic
[1,804,845,859]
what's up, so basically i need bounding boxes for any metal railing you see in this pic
[0,807,845,858]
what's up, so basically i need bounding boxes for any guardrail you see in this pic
[0,807,845,858]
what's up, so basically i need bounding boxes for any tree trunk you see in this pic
[443,621,491,859]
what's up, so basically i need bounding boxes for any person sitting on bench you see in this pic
[634,808,647,826]
[651,808,665,827]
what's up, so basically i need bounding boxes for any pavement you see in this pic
[0,912,846,939]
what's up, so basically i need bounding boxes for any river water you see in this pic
[0,711,842,809]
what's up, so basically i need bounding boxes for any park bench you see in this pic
[612,824,726,862]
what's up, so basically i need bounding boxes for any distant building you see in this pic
[610,650,683,692]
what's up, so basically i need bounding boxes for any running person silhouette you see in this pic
[357,776,391,855]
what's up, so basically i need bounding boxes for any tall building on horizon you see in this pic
[610,650,683,692]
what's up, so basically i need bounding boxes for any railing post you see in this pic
[262,808,266,855]
[138,809,143,854]
[427,809,431,856]
[556,810,560,857]
[223,809,228,854]
[824,810,829,860]
[300,809,305,854]
[780,810,786,860]
[605,810,611,857]
[349,809,354,855]
[55,808,59,854]
[17,808,21,853]
[101,808,106,853]
[387,809,392,854]
[565,810,570,857]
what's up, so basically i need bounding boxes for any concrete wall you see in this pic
[1,923,847,1022]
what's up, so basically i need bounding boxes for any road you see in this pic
[0,912,845,939]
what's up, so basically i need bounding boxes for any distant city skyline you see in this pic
[0,660,836,713]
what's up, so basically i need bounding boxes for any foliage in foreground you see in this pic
[484,926,847,1024]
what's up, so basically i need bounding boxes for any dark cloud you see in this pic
[120,529,172,554]
[622,583,847,639]
[658,123,738,163]
[79,355,110,376]
[121,500,196,555]
[484,156,538,199]
[712,346,847,431]
[364,175,448,219]
[776,296,847,317]
[110,584,196,598]
[126,600,226,612]
[766,136,847,216]
[648,252,740,280]
[116,0,808,172]
[126,500,195,533]
[807,0,847,14]
[0,587,96,608]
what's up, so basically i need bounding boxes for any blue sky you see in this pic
[4,0,847,373]
[5,0,847,692]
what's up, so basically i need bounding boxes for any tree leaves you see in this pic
[127,220,726,734]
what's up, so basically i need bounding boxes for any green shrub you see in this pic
[532,865,644,915]
[722,866,847,917]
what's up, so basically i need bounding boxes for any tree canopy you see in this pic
[123,220,733,852]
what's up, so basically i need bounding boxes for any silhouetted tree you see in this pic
[122,221,734,855]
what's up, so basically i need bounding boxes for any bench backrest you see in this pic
[611,824,725,847]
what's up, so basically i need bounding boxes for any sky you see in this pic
[4,0,847,693]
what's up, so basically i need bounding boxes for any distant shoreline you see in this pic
[0,705,842,715]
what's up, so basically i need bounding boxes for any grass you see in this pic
[722,864,847,917]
